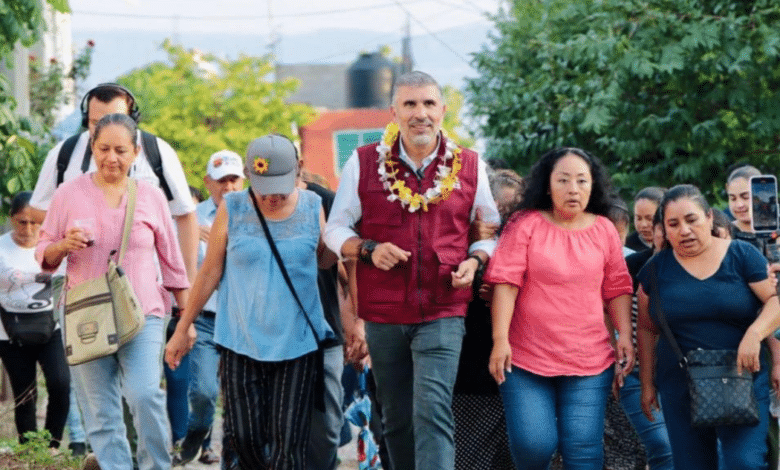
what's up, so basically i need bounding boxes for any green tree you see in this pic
[0,0,71,216]
[118,40,316,193]
[468,0,780,203]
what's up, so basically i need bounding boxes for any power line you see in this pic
[71,0,428,21]
[390,0,471,65]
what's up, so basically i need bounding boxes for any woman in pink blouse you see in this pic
[37,113,191,470]
[485,147,633,470]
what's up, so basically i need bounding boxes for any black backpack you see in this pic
[55,131,173,201]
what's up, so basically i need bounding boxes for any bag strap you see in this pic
[650,261,687,369]
[140,131,174,202]
[247,189,322,344]
[116,180,138,266]
[56,134,83,187]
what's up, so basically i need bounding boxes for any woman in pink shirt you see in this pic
[37,113,191,470]
[485,147,633,470]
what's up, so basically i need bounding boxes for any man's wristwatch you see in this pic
[359,240,378,265]
[467,254,484,271]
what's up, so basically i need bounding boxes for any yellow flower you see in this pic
[253,157,269,174]
[383,123,400,146]
[397,185,413,202]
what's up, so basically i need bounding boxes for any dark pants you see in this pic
[220,348,317,470]
[0,329,70,447]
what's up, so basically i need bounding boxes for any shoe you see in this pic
[198,447,220,464]
[69,441,87,457]
[82,453,101,470]
[172,428,209,466]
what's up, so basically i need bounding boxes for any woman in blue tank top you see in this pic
[166,135,336,470]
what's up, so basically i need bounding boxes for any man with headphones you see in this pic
[29,83,199,281]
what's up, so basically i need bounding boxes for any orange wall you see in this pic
[300,109,393,190]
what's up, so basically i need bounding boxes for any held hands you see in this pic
[452,257,480,289]
[737,329,762,375]
[489,339,512,385]
[370,242,411,271]
[199,224,211,244]
[164,323,197,370]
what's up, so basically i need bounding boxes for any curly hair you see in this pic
[511,147,613,218]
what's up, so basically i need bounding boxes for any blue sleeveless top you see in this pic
[214,189,333,361]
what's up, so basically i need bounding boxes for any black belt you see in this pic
[201,310,216,319]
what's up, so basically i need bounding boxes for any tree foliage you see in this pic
[467,0,780,203]
[0,0,71,217]
[118,40,316,193]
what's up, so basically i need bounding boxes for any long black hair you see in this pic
[511,147,613,218]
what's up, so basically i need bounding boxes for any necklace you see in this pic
[376,123,462,213]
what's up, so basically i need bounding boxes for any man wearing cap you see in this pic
[173,150,244,467]
[166,135,335,469]
[324,71,500,470]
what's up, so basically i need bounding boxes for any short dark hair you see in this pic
[189,185,204,203]
[512,147,613,218]
[727,165,760,184]
[634,186,666,205]
[607,193,630,227]
[90,113,139,150]
[9,191,32,217]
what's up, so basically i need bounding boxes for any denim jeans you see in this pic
[500,366,613,470]
[164,317,190,444]
[618,369,674,470]
[366,316,465,470]
[70,316,171,470]
[186,315,220,448]
[659,366,769,470]
[306,344,345,470]
[66,383,86,443]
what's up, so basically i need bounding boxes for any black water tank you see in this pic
[348,52,394,108]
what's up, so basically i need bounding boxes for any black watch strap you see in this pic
[467,254,484,271]
[359,240,378,265]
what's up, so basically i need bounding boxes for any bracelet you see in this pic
[359,240,378,265]
[467,254,484,271]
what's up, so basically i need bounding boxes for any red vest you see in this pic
[356,136,478,324]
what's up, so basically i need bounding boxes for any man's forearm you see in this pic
[175,212,199,282]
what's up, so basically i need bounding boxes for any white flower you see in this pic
[387,194,399,202]
[425,188,440,199]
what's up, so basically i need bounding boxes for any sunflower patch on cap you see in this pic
[244,135,298,195]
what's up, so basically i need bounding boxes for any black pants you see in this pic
[220,348,317,470]
[0,329,70,447]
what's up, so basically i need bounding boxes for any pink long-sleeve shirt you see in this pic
[36,174,189,318]
[483,210,633,376]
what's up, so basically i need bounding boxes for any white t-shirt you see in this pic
[0,233,62,340]
[30,130,196,216]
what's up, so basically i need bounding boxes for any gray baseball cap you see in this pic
[244,135,298,195]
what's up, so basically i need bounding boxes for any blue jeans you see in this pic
[500,366,613,470]
[70,316,171,470]
[306,344,345,470]
[618,370,674,470]
[659,367,769,470]
[365,316,465,470]
[186,315,220,448]
[67,383,86,443]
[164,316,190,444]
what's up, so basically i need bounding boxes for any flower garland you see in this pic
[376,123,462,213]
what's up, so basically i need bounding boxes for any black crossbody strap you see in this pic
[650,262,687,368]
[248,189,321,344]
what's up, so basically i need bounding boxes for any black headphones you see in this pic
[80,83,141,128]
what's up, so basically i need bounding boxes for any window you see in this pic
[334,129,384,174]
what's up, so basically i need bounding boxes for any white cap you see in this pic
[207,150,244,180]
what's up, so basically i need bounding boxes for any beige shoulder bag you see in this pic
[64,179,145,365]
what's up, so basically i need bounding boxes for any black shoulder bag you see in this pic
[248,189,327,411]
[650,263,759,428]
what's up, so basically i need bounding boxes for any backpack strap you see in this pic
[56,134,83,187]
[140,131,173,201]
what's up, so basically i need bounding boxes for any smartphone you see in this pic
[750,175,779,233]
